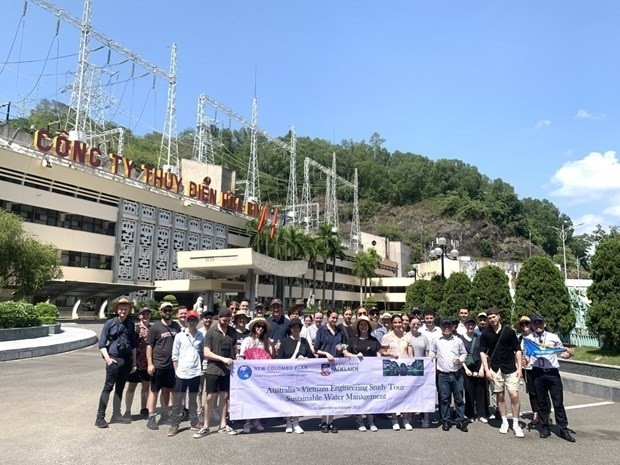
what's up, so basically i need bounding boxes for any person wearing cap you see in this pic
[267,298,290,343]
[124,306,152,420]
[450,316,460,336]
[95,297,137,428]
[348,315,380,432]
[475,312,488,336]
[430,319,468,432]
[145,303,182,430]
[233,309,250,354]
[371,311,389,343]
[479,308,524,438]
[516,315,545,425]
[459,316,488,423]
[167,310,204,437]
[277,317,315,434]
[254,302,265,318]
[194,308,238,438]
[238,317,274,434]
[525,315,576,442]
[456,308,470,336]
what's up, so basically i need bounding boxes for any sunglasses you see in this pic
[255,325,266,330]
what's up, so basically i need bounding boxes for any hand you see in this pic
[452,357,462,365]
[326,354,334,362]
[131,365,137,373]
[223,357,233,366]
[485,369,495,382]
[147,364,155,376]
[297,355,306,360]
[516,369,523,380]
[465,369,472,377]
[105,358,117,366]
[477,368,485,377]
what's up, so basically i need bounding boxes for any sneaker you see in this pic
[369,423,378,432]
[158,412,169,425]
[243,423,251,434]
[478,417,488,424]
[285,420,293,433]
[293,423,304,434]
[190,423,202,431]
[254,420,265,432]
[404,421,413,431]
[392,420,400,431]
[321,423,329,433]
[499,422,509,434]
[110,414,131,424]
[167,425,179,437]
[421,419,430,428]
[95,418,108,428]
[139,408,149,416]
[193,427,209,439]
[147,416,159,431]
[514,425,525,438]
[218,425,237,435]
[329,424,338,433]
[357,422,367,432]
[122,412,132,422]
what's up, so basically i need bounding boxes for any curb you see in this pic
[561,371,620,402]
[0,327,98,361]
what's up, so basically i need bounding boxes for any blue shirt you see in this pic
[267,314,290,342]
[314,325,345,357]
[98,317,136,358]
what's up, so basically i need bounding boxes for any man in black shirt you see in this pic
[95,298,137,428]
[479,309,524,438]
[267,298,289,342]
[145,303,182,430]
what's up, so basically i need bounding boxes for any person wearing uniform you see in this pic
[525,315,576,442]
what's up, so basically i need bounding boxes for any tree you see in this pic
[514,256,573,334]
[423,275,445,313]
[0,209,63,299]
[352,248,381,304]
[470,266,513,322]
[587,233,620,351]
[405,279,430,310]
[440,272,473,320]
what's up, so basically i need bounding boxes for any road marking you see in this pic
[565,401,614,410]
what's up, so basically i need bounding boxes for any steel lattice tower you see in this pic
[244,96,260,204]
[158,44,178,170]
[351,168,360,252]
[302,157,312,230]
[66,0,92,135]
[285,125,297,225]
[193,94,215,165]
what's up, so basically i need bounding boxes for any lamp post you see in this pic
[407,264,418,281]
[429,237,459,279]
[552,222,584,282]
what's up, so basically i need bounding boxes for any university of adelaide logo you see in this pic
[320,363,332,376]
[237,365,252,380]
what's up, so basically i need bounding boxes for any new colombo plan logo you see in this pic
[237,365,253,380]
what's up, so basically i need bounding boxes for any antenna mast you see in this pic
[158,43,178,170]
[244,96,260,203]
[67,0,92,135]
[285,125,297,225]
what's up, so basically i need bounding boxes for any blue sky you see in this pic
[1,0,620,235]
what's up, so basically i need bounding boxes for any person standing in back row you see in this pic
[479,308,524,438]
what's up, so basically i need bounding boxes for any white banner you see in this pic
[229,357,436,420]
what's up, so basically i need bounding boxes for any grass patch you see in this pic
[568,346,620,366]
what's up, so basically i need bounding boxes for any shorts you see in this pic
[127,369,151,384]
[491,369,520,393]
[205,373,230,393]
[150,368,176,392]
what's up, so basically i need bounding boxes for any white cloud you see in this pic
[551,151,620,200]
[602,193,620,217]
[573,214,604,234]
[535,119,551,130]
[575,109,606,120]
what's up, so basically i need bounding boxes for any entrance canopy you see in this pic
[177,248,308,278]
[32,280,155,301]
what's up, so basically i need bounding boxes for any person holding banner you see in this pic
[277,318,314,434]
[348,315,380,432]
[314,310,356,433]
[380,314,413,431]
[524,315,575,442]
[430,319,469,433]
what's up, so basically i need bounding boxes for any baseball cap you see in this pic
[160,302,173,311]
[270,298,282,306]
[218,308,232,318]
[186,310,199,320]
[531,315,545,323]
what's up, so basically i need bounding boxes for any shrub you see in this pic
[0,301,39,328]
[34,302,59,325]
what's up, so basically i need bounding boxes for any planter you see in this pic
[0,323,62,342]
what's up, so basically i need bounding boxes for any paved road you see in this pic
[1,324,619,465]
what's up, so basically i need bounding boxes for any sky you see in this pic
[1,0,620,236]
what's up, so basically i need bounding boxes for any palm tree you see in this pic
[352,248,382,304]
[317,223,345,310]
[280,225,306,306]
[300,233,319,302]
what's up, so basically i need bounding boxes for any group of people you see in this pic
[95,298,576,442]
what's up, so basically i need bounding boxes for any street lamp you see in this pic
[407,264,418,281]
[551,222,584,282]
[429,237,459,279]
